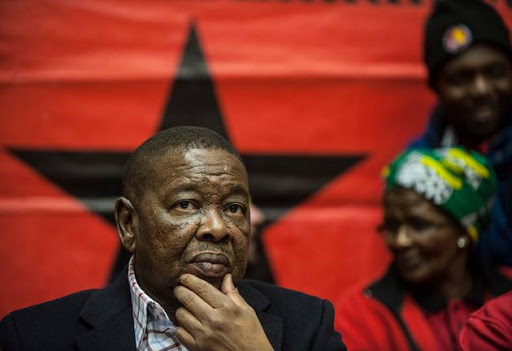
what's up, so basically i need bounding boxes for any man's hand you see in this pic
[173,274,273,351]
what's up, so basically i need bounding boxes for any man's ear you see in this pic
[115,197,138,254]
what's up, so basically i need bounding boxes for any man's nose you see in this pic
[196,209,229,242]
[470,74,492,96]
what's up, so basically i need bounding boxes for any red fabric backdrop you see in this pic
[0,0,510,318]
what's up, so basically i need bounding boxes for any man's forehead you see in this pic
[159,170,250,200]
[147,147,241,169]
[444,44,510,71]
[148,147,248,188]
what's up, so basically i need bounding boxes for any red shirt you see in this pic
[426,299,475,351]
[460,291,512,350]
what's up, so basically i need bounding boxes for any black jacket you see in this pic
[0,269,345,351]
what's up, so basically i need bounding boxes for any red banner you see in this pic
[1,0,510,318]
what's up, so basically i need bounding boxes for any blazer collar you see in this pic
[238,280,284,351]
[75,266,136,351]
[74,272,284,351]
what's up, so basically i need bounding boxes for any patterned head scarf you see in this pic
[383,147,497,242]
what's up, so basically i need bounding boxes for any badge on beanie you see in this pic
[443,24,472,54]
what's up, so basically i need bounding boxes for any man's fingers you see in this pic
[222,274,250,309]
[175,307,204,334]
[174,285,213,319]
[179,274,229,308]
[176,326,196,351]
[176,274,271,351]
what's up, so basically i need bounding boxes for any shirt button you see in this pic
[363,289,372,298]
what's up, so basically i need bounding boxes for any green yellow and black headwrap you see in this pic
[382,147,497,242]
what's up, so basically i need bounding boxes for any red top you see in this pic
[459,291,512,351]
[426,299,475,351]
[334,264,512,351]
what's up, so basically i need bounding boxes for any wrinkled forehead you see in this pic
[148,147,249,193]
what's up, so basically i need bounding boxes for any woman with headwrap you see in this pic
[334,147,512,351]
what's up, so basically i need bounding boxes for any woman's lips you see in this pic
[395,253,422,270]
[188,252,230,277]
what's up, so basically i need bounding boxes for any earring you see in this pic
[457,237,467,249]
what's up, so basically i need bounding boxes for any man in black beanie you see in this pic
[410,0,512,265]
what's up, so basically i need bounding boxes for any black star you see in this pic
[8,24,365,283]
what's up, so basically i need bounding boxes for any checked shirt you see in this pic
[128,257,188,351]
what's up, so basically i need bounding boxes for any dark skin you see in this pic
[435,44,512,148]
[115,148,273,351]
[382,188,472,300]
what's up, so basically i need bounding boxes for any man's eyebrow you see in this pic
[226,184,250,197]
[163,182,198,195]
[174,184,198,192]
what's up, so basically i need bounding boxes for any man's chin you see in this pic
[202,276,224,290]
[465,114,503,139]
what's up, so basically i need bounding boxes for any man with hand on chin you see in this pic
[0,126,345,351]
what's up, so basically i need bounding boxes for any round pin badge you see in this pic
[443,24,473,54]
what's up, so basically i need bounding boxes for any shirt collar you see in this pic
[409,271,484,314]
[128,256,177,348]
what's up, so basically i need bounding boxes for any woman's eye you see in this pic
[380,220,399,234]
[409,219,431,231]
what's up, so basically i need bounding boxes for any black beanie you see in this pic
[424,0,511,88]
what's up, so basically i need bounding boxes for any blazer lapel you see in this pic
[75,267,136,351]
[256,311,284,351]
[75,308,135,351]
[239,281,284,351]
[73,273,283,351]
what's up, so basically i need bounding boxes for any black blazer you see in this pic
[0,269,345,351]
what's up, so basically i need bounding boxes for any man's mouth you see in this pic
[473,104,497,120]
[468,98,499,120]
[188,252,231,278]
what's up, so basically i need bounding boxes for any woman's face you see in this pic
[381,188,468,285]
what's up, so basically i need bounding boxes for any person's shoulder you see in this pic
[474,290,512,321]
[0,289,99,350]
[239,279,338,329]
[4,288,97,322]
[1,289,98,332]
[239,280,346,350]
[333,280,391,318]
[460,291,512,350]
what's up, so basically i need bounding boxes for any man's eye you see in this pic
[176,201,193,210]
[486,64,507,79]
[227,204,243,214]
[448,71,471,85]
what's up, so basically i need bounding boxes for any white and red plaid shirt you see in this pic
[128,257,187,351]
